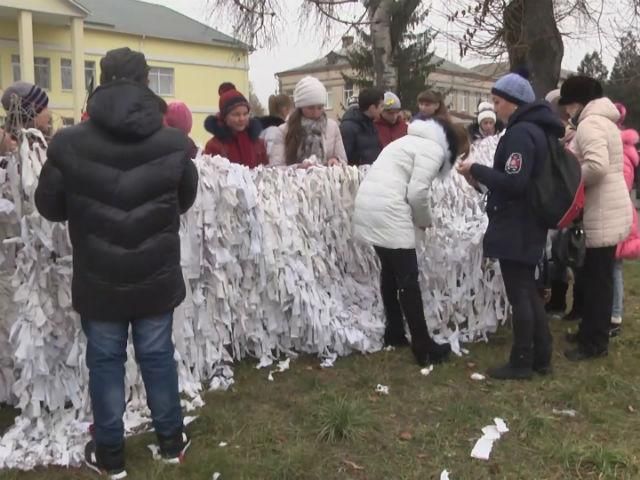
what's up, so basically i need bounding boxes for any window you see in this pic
[85,61,96,91]
[148,67,174,96]
[343,81,354,106]
[61,59,73,90]
[326,90,333,110]
[34,57,51,90]
[458,90,470,113]
[11,55,20,82]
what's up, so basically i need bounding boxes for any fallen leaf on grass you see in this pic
[399,431,413,441]
[417,453,428,459]
[628,405,636,413]
[467,362,477,369]
[342,459,365,471]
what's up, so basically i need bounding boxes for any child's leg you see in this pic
[612,260,624,323]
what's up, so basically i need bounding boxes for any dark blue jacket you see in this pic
[340,108,382,166]
[470,101,565,265]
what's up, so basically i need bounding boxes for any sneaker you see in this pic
[158,432,191,464]
[84,441,127,479]
[609,323,622,338]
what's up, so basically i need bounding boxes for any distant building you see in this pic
[276,36,496,124]
[0,0,249,142]
[470,62,575,83]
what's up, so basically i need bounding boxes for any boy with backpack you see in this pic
[457,70,566,380]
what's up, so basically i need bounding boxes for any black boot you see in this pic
[487,349,533,380]
[398,286,450,366]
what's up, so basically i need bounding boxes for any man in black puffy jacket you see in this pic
[340,88,385,165]
[35,47,197,478]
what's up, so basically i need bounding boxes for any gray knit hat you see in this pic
[491,71,535,106]
[383,91,401,110]
[1,81,49,116]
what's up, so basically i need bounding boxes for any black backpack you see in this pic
[527,132,584,229]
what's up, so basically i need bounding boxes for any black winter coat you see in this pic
[340,108,382,166]
[35,80,198,322]
[470,101,565,265]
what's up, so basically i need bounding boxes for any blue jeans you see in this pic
[82,312,183,447]
[612,260,624,319]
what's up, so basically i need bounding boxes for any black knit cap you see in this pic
[558,75,603,106]
[100,47,150,86]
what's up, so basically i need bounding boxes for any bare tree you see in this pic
[442,0,640,95]
[207,0,421,89]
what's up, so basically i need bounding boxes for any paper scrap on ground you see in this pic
[184,416,198,426]
[213,473,221,480]
[470,373,486,381]
[147,444,161,461]
[276,358,290,372]
[552,408,577,417]
[320,352,338,368]
[471,418,509,460]
[440,469,450,480]
[420,365,434,376]
[218,442,228,447]
[267,372,274,382]
[375,384,390,395]
[383,346,396,352]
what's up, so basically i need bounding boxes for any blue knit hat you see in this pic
[491,70,535,106]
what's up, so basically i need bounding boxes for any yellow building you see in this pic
[0,0,249,143]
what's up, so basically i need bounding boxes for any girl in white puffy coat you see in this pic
[353,118,469,366]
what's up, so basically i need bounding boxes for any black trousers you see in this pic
[500,260,552,368]
[577,246,616,353]
[374,247,433,350]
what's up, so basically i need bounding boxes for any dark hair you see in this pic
[284,108,304,165]
[430,117,470,164]
[268,94,293,118]
[358,88,385,111]
[417,90,450,120]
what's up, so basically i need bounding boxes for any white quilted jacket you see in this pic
[352,119,452,249]
[575,98,633,248]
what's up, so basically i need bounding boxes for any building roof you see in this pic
[471,61,574,80]
[76,0,247,49]
[277,48,477,77]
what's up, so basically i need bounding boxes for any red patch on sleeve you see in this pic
[505,153,523,174]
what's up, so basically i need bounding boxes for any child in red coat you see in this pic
[204,83,267,168]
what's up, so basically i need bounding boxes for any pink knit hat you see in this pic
[165,101,193,135]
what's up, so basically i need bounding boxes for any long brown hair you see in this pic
[418,90,450,120]
[284,108,304,165]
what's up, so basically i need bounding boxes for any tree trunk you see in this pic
[366,0,396,89]
[503,0,563,97]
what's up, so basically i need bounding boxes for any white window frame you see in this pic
[148,67,175,96]
[85,60,96,91]
[343,81,354,107]
[34,57,51,90]
[326,90,333,110]
[11,55,20,82]
[61,58,73,90]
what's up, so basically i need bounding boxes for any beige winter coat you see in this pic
[269,118,347,166]
[574,98,632,248]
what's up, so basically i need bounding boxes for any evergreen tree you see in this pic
[606,32,640,130]
[344,6,440,113]
[610,32,640,83]
[577,51,609,82]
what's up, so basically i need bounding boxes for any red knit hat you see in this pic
[219,84,250,118]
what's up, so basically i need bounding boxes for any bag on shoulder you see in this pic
[528,135,584,229]
[552,224,586,269]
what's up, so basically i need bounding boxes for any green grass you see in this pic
[2,264,640,479]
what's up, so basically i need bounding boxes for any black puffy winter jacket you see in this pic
[35,80,198,322]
